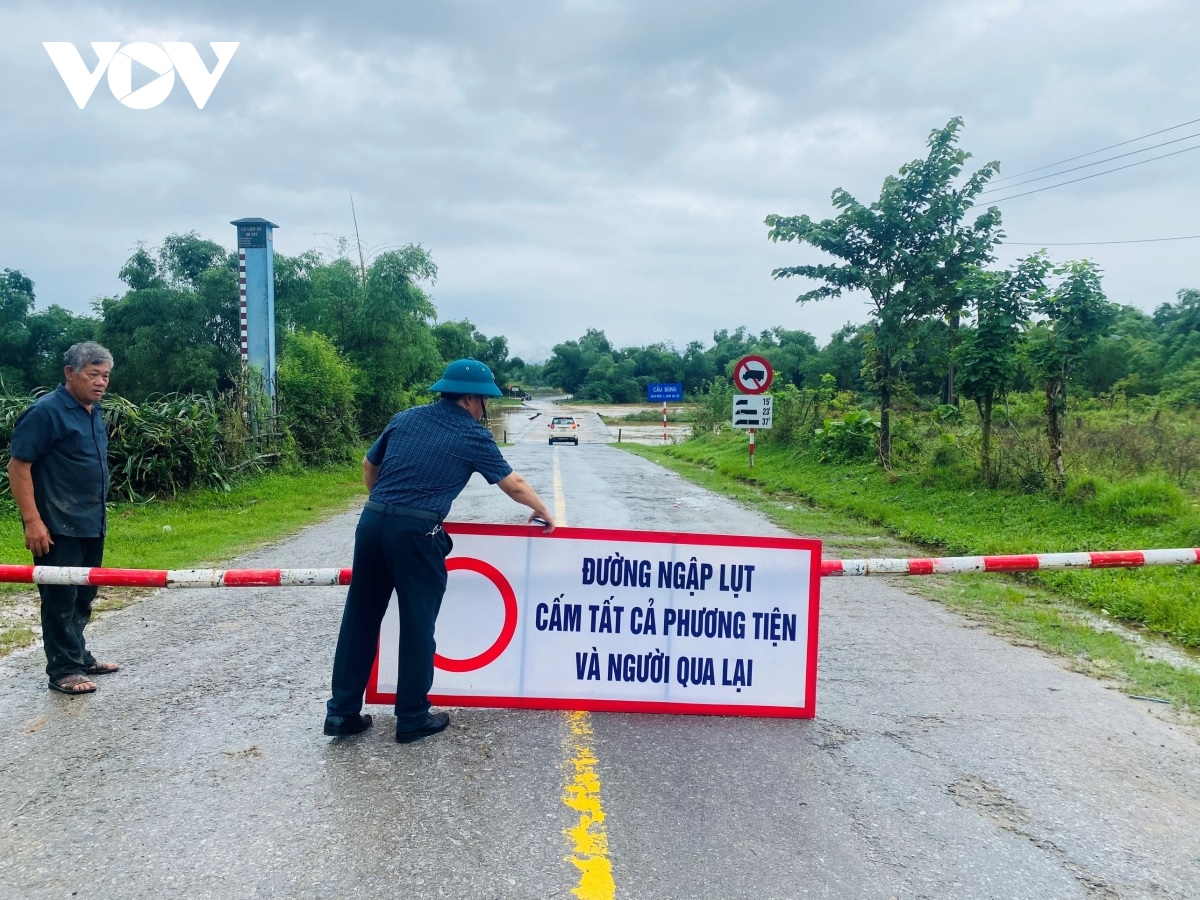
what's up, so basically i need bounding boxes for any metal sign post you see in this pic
[731,356,774,468]
[648,382,683,444]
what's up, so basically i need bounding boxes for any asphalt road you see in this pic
[1,401,1198,899]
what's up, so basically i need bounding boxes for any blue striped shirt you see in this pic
[365,399,513,518]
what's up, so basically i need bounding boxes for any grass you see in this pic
[621,436,1200,714]
[0,461,367,655]
[599,407,696,425]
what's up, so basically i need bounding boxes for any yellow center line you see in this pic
[563,711,615,898]
[553,452,617,900]
[552,450,569,528]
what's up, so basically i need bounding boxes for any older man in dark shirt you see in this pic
[8,342,118,696]
[325,358,555,743]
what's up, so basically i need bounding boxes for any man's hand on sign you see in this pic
[498,472,555,533]
[528,513,556,534]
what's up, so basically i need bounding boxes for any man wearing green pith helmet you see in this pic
[324,358,555,743]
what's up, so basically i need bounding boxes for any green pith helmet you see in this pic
[429,358,503,397]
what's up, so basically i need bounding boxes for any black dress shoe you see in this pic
[324,713,373,737]
[395,711,450,743]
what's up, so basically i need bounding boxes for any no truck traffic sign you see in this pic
[733,355,773,394]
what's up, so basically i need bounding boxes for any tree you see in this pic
[0,269,36,388]
[278,330,359,464]
[432,320,480,364]
[955,253,1049,484]
[98,237,241,399]
[160,232,228,289]
[346,247,442,431]
[24,305,99,389]
[543,329,616,395]
[1026,260,1114,493]
[274,243,444,432]
[803,323,868,392]
[766,118,1002,466]
[117,244,164,291]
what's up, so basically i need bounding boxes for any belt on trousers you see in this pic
[363,500,442,523]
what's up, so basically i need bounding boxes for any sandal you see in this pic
[49,674,97,695]
[85,661,120,675]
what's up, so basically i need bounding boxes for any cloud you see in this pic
[1,0,1198,359]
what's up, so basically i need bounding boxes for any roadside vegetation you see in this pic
[1,233,522,652]
[623,440,1200,712]
[616,118,1200,712]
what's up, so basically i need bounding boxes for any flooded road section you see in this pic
[488,397,692,446]
[1,433,1199,898]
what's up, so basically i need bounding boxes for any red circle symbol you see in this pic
[434,557,518,673]
[733,355,773,394]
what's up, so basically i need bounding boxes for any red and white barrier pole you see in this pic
[663,402,668,442]
[748,428,755,468]
[3,548,1196,588]
[820,547,1200,577]
[0,564,352,588]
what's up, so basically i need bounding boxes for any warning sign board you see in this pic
[368,524,821,718]
[733,355,773,394]
[732,394,773,429]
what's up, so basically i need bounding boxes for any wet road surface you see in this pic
[1,400,1198,898]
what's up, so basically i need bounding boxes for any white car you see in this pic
[548,416,579,445]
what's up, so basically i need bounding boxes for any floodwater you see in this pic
[486,398,692,445]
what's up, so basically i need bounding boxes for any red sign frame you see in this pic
[366,522,821,718]
[733,355,774,394]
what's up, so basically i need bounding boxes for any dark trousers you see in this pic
[35,535,105,681]
[327,505,452,728]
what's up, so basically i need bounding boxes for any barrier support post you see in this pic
[749,428,755,468]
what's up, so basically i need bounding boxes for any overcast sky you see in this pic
[2,0,1198,361]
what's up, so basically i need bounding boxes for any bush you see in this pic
[692,378,735,435]
[1092,475,1189,525]
[1063,475,1105,506]
[812,410,879,462]
[104,393,237,499]
[278,331,360,464]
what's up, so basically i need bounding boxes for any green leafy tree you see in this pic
[117,244,164,291]
[24,305,99,389]
[432,320,480,364]
[0,269,36,388]
[159,232,228,289]
[766,118,1002,466]
[955,253,1050,483]
[274,244,443,432]
[803,323,868,392]
[1026,259,1114,493]
[544,329,615,395]
[278,330,359,464]
[98,237,240,399]
[345,247,442,431]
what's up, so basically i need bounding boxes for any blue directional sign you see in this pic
[647,382,684,402]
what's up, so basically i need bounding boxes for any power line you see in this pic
[1006,234,1200,246]
[979,142,1200,204]
[988,115,1200,184]
[979,130,1200,195]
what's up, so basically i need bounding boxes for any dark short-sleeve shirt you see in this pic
[365,400,513,519]
[9,385,110,537]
